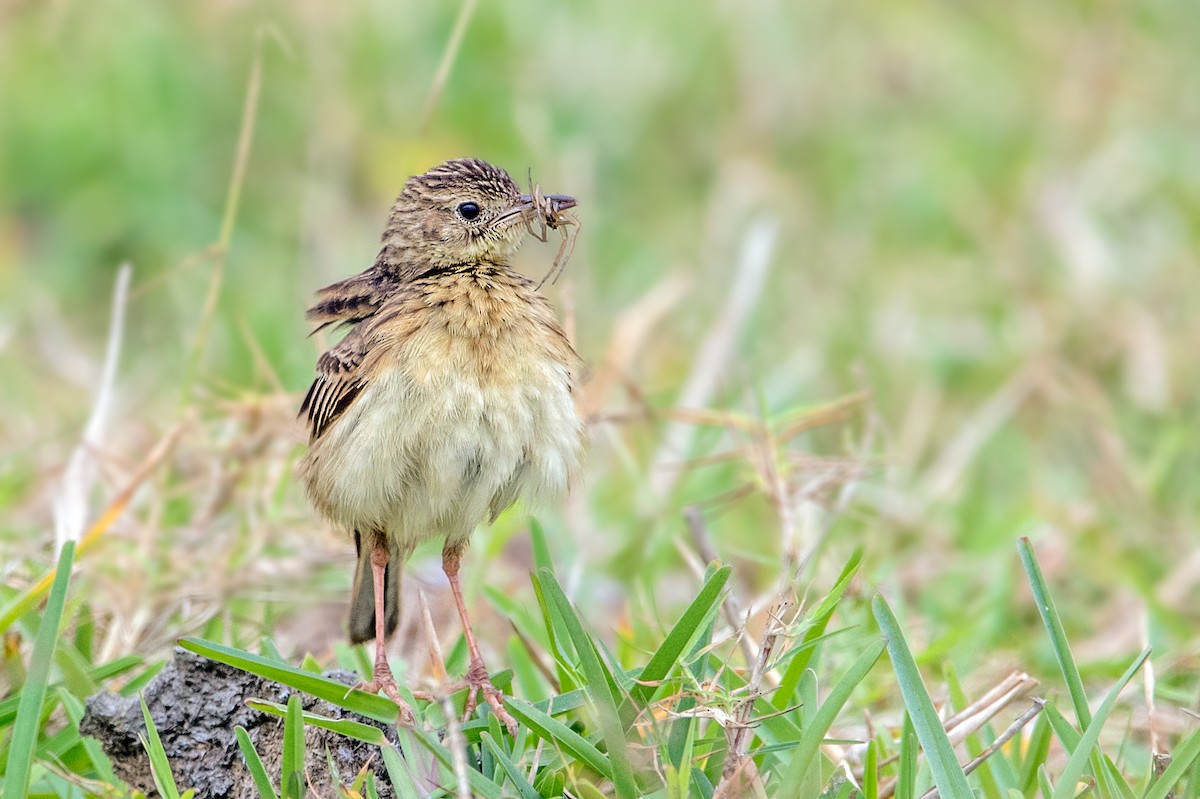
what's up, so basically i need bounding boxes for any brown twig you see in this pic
[417,0,478,136]
[920,699,1046,799]
[721,597,793,783]
[182,30,266,407]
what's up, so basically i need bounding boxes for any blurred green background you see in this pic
[1,0,1197,694]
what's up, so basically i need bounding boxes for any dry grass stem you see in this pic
[648,218,778,501]
[440,695,471,799]
[577,270,688,422]
[418,589,448,683]
[417,0,478,136]
[943,672,1037,746]
[182,30,265,405]
[721,596,792,785]
[919,699,1047,799]
[919,365,1037,503]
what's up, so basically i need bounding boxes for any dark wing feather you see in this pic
[300,332,370,442]
[305,270,388,334]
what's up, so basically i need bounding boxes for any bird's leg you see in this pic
[443,544,518,734]
[357,541,414,724]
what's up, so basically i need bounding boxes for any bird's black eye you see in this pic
[457,202,481,221]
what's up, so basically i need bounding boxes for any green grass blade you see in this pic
[538,569,624,706]
[1043,700,1082,751]
[945,662,1005,799]
[1018,537,1091,728]
[897,714,917,799]
[1143,725,1200,799]
[530,518,555,574]
[796,668,823,799]
[140,695,182,799]
[178,636,398,723]
[409,727,503,799]
[381,743,421,799]
[776,547,863,708]
[281,693,305,799]
[1019,708,1055,794]
[235,726,279,799]
[537,568,638,798]
[57,687,119,785]
[3,542,75,799]
[481,731,541,799]
[506,696,613,779]
[864,739,879,799]
[1038,764,1054,799]
[0,654,140,727]
[778,636,886,799]
[631,564,731,707]
[1050,648,1151,799]
[1099,753,1140,799]
[530,568,579,692]
[246,699,389,746]
[873,594,973,799]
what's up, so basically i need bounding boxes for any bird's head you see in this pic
[384,158,575,267]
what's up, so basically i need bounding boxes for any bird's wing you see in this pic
[300,282,426,442]
[299,327,372,442]
[305,270,387,333]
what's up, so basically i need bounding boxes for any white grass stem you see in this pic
[55,263,131,551]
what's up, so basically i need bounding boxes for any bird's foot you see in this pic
[463,659,518,735]
[356,660,415,725]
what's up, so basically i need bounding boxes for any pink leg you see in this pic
[358,541,414,723]
[443,544,517,734]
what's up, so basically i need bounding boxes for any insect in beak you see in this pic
[519,193,576,223]
[518,175,582,290]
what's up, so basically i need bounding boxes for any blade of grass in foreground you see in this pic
[1142,725,1200,799]
[235,726,279,799]
[777,636,886,799]
[775,547,864,709]
[141,696,183,799]
[0,654,140,728]
[897,714,917,799]
[863,739,879,799]
[874,594,973,799]
[3,542,75,799]
[179,637,399,724]
[630,564,732,707]
[381,743,421,799]
[1018,536,1092,729]
[58,687,119,784]
[408,727,503,799]
[247,699,389,746]
[1048,648,1150,799]
[538,568,638,799]
[281,694,305,799]
[506,696,613,780]
[481,731,541,799]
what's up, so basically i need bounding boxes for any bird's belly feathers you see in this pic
[301,336,580,547]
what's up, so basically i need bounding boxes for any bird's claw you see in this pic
[356,671,415,725]
[462,660,518,735]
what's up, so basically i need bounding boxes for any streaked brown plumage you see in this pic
[298,158,582,731]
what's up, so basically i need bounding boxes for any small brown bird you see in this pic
[298,158,582,731]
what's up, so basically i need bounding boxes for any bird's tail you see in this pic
[348,531,401,644]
